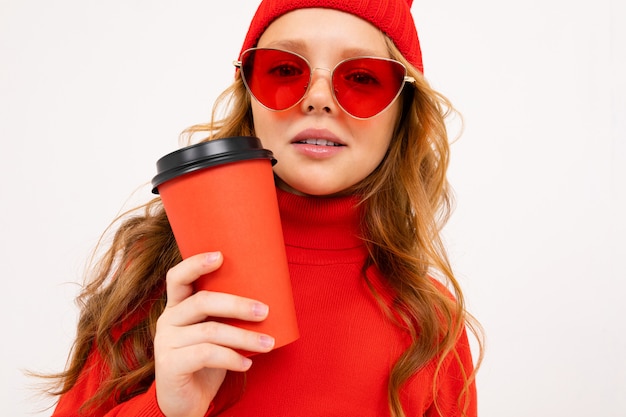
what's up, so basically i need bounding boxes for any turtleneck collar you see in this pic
[276,187,365,251]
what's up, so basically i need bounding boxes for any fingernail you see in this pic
[242,357,253,369]
[259,335,275,349]
[252,303,269,318]
[205,252,221,264]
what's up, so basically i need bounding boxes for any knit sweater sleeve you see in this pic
[51,345,217,417]
[50,344,164,417]
[424,326,477,417]
[51,344,218,417]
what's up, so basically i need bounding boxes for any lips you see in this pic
[297,138,343,146]
[291,129,346,147]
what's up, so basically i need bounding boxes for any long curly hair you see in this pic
[42,36,482,417]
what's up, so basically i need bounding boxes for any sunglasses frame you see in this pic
[234,47,416,120]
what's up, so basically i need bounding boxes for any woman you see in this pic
[47,1,482,416]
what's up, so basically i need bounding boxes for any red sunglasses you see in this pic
[234,48,415,119]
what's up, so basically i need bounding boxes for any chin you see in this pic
[276,177,348,197]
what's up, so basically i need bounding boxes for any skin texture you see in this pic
[251,8,401,196]
[155,252,275,417]
[154,9,401,416]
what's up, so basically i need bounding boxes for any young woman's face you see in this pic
[250,8,401,196]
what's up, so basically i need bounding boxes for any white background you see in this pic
[1,1,624,416]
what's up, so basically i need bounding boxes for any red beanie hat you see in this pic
[239,0,423,73]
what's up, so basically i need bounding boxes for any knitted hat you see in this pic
[239,0,423,73]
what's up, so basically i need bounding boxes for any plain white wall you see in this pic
[1,1,624,416]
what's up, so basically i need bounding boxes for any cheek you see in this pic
[367,115,397,160]
[250,104,289,158]
[372,137,393,168]
[250,101,267,136]
[251,102,288,140]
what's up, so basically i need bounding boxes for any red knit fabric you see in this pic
[51,189,475,416]
[239,0,424,72]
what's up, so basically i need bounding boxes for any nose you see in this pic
[301,67,337,115]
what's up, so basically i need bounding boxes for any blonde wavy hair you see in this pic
[42,36,482,417]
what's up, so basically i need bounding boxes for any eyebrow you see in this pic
[260,39,307,52]
[260,39,388,59]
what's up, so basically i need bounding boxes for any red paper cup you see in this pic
[152,136,299,353]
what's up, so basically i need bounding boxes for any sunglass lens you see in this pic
[333,58,407,118]
[241,49,311,111]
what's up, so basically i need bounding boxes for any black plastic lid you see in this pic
[151,136,275,194]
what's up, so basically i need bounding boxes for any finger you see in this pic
[160,343,254,375]
[167,320,275,353]
[165,252,223,307]
[162,290,269,326]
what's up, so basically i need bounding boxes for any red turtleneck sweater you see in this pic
[52,189,476,417]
